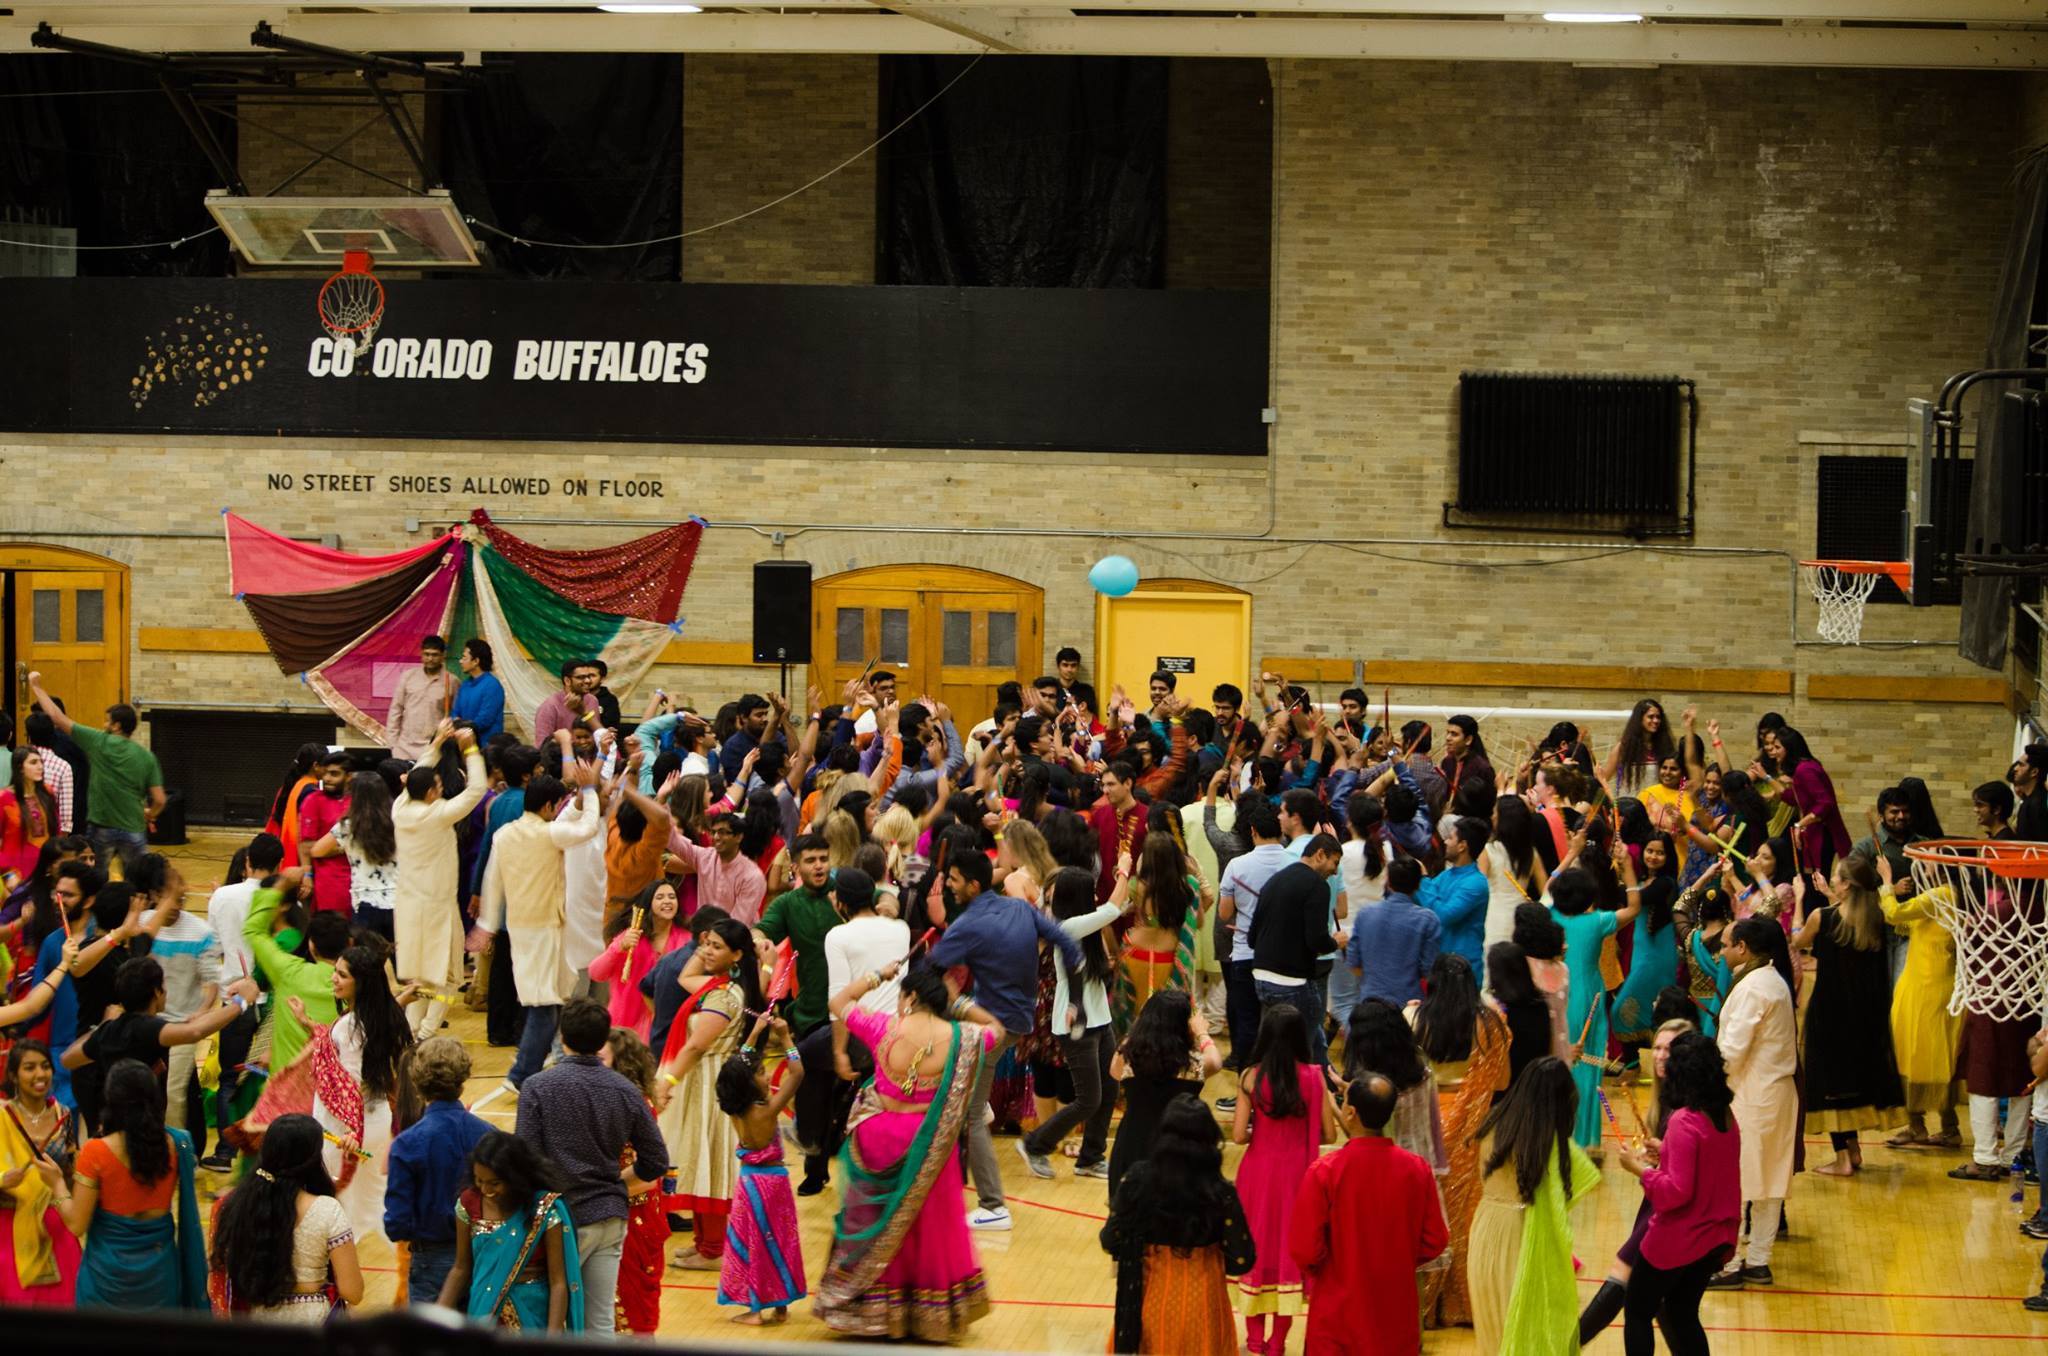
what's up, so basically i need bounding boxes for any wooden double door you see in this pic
[0,546,129,737]
[810,565,1043,732]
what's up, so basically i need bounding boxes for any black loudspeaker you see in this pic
[753,561,813,664]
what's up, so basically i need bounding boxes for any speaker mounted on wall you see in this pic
[752,561,813,664]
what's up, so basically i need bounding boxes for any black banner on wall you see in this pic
[0,278,1268,455]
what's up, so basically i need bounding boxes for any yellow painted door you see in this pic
[16,570,127,733]
[1094,582,1251,711]
[926,590,1039,731]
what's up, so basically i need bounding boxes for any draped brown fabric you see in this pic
[241,547,450,673]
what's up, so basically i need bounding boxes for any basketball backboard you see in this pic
[205,190,481,268]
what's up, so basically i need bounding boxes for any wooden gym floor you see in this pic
[159,830,2048,1351]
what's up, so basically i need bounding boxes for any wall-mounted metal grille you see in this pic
[1450,371,1695,536]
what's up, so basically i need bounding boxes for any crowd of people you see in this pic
[0,639,2042,1351]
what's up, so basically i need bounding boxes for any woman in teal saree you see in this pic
[440,1130,583,1332]
[41,1059,207,1311]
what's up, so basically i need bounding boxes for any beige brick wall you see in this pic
[235,76,428,201]
[681,56,878,284]
[11,58,2032,831]
[1165,59,1273,290]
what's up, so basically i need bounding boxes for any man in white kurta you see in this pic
[479,756,603,1090]
[1714,931,1799,1286]
[391,723,488,1038]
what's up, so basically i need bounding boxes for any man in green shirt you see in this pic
[29,670,165,873]
[756,833,842,1035]
[244,868,350,1073]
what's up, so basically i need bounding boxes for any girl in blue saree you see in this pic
[440,1130,583,1332]
[39,1058,206,1310]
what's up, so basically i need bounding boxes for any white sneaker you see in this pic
[968,1206,1012,1231]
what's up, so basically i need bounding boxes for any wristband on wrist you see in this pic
[661,1073,679,1086]
[786,1047,803,1062]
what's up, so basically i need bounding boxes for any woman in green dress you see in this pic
[1549,851,1641,1158]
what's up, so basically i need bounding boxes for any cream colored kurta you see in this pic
[479,788,602,1007]
[1718,962,1799,1200]
[391,747,487,987]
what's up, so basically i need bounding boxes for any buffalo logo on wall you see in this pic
[130,303,268,411]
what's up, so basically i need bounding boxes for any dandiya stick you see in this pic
[324,1131,373,1162]
[1615,1079,1650,1141]
[619,906,646,972]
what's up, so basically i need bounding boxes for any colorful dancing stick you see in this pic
[323,1131,372,1161]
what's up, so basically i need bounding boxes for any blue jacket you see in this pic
[451,672,505,745]
[385,1099,493,1245]
[1417,862,1488,971]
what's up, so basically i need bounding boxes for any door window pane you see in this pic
[75,589,104,643]
[836,607,865,664]
[879,609,910,665]
[942,610,972,667]
[986,611,1017,668]
[31,590,59,644]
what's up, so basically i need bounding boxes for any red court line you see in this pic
[1003,1192,1108,1222]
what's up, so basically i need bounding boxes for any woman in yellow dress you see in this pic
[1874,854,1962,1147]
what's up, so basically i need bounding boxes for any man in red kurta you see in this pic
[299,750,352,915]
[1290,1074,1448,1356]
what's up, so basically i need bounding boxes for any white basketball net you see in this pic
[1802,564,1881,644]
[1910,840,2048,1023]
[318,270,383,357]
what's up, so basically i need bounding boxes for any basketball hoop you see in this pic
[1800,559,1910,644]
[1906,839,2048,1023]
[317,249,384,357]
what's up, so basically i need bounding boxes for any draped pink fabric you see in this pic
[224,511,459,597]
[304,547,465,742]
[469,509,701,623]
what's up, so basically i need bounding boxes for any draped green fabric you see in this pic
[480,545,629,674]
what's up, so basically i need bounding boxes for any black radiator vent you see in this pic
[1451,371,1695,535]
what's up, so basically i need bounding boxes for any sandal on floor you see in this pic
[1949,1162,2007,1181]
[1932,1132,1964,1149]
[1886,1129,1928,1148]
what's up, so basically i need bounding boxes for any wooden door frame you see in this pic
[811,563,1046,699]
[0,544,133,729]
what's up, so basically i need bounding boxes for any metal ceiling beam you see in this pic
[19,0,2048,16]
[877,1,1026,51]
[8,12,2048,63]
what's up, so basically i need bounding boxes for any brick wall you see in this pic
[14,57,2034,831]
[680,56,878,283]
[235,76,428,201]
[1165,58,1273,289]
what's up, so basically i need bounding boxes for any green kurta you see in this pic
[243,886,337,1073]
[757,884,842,1031]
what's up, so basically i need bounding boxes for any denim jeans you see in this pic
[1256,978,1328,1064]
[575,1215,627,1334]
[1023,1025,1115,1167]
[1224,959,1260,1072]
[2034,1117,2048,1223]
[1325,954,1360,1025]
[407,1241,457,1305]
[352,903,395,943]
[87,824,146,876]
[508,1004,560,1087]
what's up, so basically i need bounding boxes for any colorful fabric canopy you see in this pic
[224,510,458,597]
[225,510,696,747]
[470,509,702,624]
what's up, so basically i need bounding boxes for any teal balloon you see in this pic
[1089,554,1139,597]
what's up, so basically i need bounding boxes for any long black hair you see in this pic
[1512,901,1565,960]
[1245,1004,1310,1120]
[209,1113,335,1308]
[1342,997,1428,1092]
[1771,725,1817,773]
[1753,712,1787,775]
[1476,1055,1580,1205]
[469,1130,569,1215]
[1345,793,1386,880]
[1099,1094,1238,1254]
[1612,700,1675,791]
[342,773,397,866]
[1121,988,1198,1081]
[1413,954,1502,1066]
[1133,832,1194,934]
[269,743,326,828]
[1662,1032,1735,1133]
[100,1059,170,1186]
[1897,776,1945,839]
[739,789,781,860]
[701,918,766,1018]
[1494,796,1536,880]
[1046,867,1115,986]
[1716,770,1771,855]
[337,945,416,1120]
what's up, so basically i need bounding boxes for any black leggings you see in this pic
[1623,1249,1724,1356]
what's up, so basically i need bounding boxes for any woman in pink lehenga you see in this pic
[813,961,1000,1342]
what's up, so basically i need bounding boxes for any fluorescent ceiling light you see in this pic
[1543,11,1644,20]
[598,3,704,11]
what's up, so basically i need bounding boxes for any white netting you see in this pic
[318,269,383,356]
[1910,840,2048,1023]
[1802,563,1882,644]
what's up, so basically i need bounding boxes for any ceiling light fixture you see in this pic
[1542,11,1644,21]
[597,3,705,12]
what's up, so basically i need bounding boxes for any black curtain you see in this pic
[1959,146,2048,669]
[441,55,683,281]
[880,56,1166,288]
[0,56,231,276]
